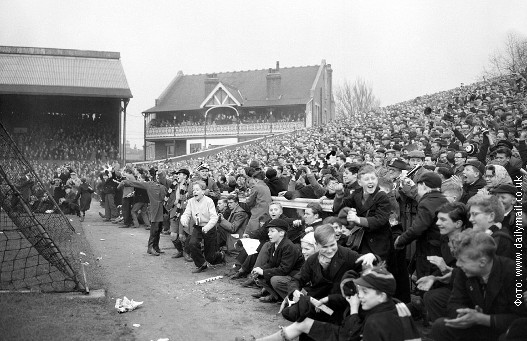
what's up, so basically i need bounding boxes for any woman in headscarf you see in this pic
[478,164,512,195]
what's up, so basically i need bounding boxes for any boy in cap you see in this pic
[251,219,304,303]
[237,265,406,341]
[395,172,449,278]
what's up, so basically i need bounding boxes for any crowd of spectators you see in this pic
[148,111,305,128]
[12,113,119,161]
[12,71,527,340]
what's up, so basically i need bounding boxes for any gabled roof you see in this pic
[0,46,132,98]
[144,64,321,113]
[200,82,241,108]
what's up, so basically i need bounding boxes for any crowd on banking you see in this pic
[11,71,527,341]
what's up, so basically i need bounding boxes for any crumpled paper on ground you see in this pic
[115,296,143,313]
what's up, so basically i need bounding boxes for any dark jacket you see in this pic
[448,256,527,335]
[284,173,326,199]
[489,225,514,260]
[76,182,94,211]
[133,187,150,204]
[262,237,304,282]
[291,246,366,299]
[333,187,393,259]
[219,204,249,234]
[102,177,118,195]
[397,190,449,251]
[460,177,486,204]
[340,300,404,341]
[288,219,324,244]
[264,176,287,196]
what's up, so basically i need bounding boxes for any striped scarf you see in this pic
[163,179,189,219]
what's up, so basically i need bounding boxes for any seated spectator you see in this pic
[491,184,519,235]
[420,202,468,322]
[245,266,407,341]
[431,229,526,341]
[459,160,487,204]
[286,224,377,325]
[479,164,512,195]
[217,194,249,253]
[467,194,514,259]
[251,219,304,303]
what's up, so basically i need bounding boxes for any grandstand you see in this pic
[0,46,132,163]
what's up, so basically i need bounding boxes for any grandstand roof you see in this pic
[144,64,321,113]
[0,46,132,98]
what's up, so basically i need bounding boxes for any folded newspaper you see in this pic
[115,296,143,313]
[237,238,260,255]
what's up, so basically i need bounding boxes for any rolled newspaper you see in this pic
[195,276,223,285]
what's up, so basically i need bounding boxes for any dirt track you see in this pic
[82,206,287,341]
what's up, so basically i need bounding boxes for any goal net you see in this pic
[0,123,85,292]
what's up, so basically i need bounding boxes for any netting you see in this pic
[0,123,85,292]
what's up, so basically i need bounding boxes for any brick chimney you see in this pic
[205,73,219,97]
[266,61,281,100]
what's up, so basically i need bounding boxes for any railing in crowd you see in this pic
[235,195,334,213]
[146,121,305,138]
[134,127,306,166]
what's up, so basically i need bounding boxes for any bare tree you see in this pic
[483,32,527,78]
[335,78,380,119]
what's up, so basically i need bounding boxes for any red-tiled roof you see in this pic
[144,65,320,113]
[0,46,132,98]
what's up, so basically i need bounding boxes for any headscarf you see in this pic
[485,164,512,190]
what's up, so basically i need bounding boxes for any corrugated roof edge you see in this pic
[0,46,120,60]
[186,64,319,76]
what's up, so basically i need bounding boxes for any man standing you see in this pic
[121,168,167,256]
[160,169,191,260]
[459,160,486,204]
[196,163,221,204]
[244,171,272,238]
[181,181,224,273]
[395,172,449,278]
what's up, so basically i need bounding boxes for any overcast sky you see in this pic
[1,0,526,148]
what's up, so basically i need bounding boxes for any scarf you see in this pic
[163,179,189,219]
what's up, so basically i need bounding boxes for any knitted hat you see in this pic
[353,266,396,296]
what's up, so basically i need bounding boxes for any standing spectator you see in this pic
[116,168,135,228]
[459,160,487,204]
[130,172,151,229]
[196,163,221,204]
[75,177,94,222]
[244,171,272,238]
[121,168,167,256]
[395,172,449,278]
[98,171,118,221]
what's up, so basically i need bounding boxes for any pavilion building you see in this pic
[143,60,333,159]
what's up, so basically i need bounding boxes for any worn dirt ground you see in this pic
[82,206,287,341]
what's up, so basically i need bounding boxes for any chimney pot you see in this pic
[276,61,279,71]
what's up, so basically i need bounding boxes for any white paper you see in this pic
[238,238,260,255]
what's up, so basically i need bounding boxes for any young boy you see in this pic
[251,219,304,303]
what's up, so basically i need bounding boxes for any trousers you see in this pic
[189,226,222,267]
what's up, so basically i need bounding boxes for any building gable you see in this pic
[200,82,241,108]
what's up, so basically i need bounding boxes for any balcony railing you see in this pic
[146,121,304,138]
